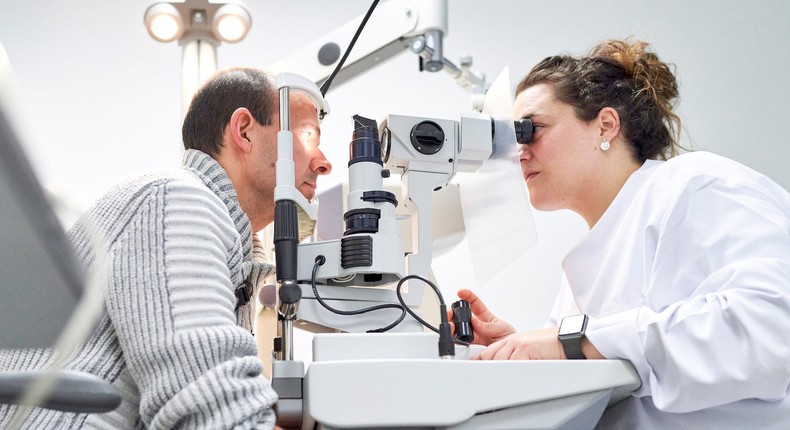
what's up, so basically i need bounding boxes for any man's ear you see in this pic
[597,107,621,141]
[227,107,255,153]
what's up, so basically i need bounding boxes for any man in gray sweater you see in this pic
[0,67,332,428]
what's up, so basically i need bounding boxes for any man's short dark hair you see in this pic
[182,68,277,156]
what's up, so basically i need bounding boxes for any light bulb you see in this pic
[213,4,251,43]
[144,3,184,43]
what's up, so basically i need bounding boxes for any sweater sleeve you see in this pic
[585,174,790,413]
[104,179,277,429]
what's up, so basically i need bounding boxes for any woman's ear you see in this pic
[598,107,621,141]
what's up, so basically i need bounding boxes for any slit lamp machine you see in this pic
[265,1,640,428]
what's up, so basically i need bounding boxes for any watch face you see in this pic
[559,314,586,336]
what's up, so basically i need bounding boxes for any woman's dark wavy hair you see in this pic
[516,39,682,161]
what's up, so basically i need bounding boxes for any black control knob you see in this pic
[410,120,444,155]
[452,300,474,343]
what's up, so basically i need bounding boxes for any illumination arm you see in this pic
[265,0,485,94]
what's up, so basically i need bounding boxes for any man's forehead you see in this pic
[290,92,320,119]
[271,91,320,124]
[291,93,321,133]
[290,91,318,108]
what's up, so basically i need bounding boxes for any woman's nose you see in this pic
[518,144,531,162]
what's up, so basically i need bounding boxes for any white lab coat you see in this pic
[546,151,790,429]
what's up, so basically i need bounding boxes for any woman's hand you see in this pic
[451,289,516,346]
[449,289,604,360]
[473,328,565,360]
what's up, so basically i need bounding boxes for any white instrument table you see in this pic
[303,333,640,429]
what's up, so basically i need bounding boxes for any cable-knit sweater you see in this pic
[0,149,277,429]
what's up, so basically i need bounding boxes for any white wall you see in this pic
[2,0,789,335]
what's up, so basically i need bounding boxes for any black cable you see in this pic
[454,338,471,347]
[310,256,469,345]
[395,275,442,333]
[310,255,406,333]
[319,0,380,96]
[395,275,469,356]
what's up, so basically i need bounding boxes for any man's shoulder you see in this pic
[78,168,218,227]
[116,168,200,189]
[102,169,211,203]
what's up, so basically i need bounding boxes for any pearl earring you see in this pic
[600,139,610,151]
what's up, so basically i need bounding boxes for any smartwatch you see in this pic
[558,314,588,360]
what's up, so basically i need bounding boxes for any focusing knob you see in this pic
[410,121,444,155]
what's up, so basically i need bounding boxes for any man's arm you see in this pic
[105,180,277,429]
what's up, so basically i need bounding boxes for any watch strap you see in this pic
[561,334,585,360]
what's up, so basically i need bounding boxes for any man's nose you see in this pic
[313,151,332,175]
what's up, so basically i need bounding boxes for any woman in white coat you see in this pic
[457,39,790,429]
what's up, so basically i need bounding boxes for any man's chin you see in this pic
[299,188,315,202]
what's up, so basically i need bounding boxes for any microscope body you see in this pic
[292,112,495,334]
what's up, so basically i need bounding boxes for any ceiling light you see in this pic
[213,4,251,43]
[144,3,184,43]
